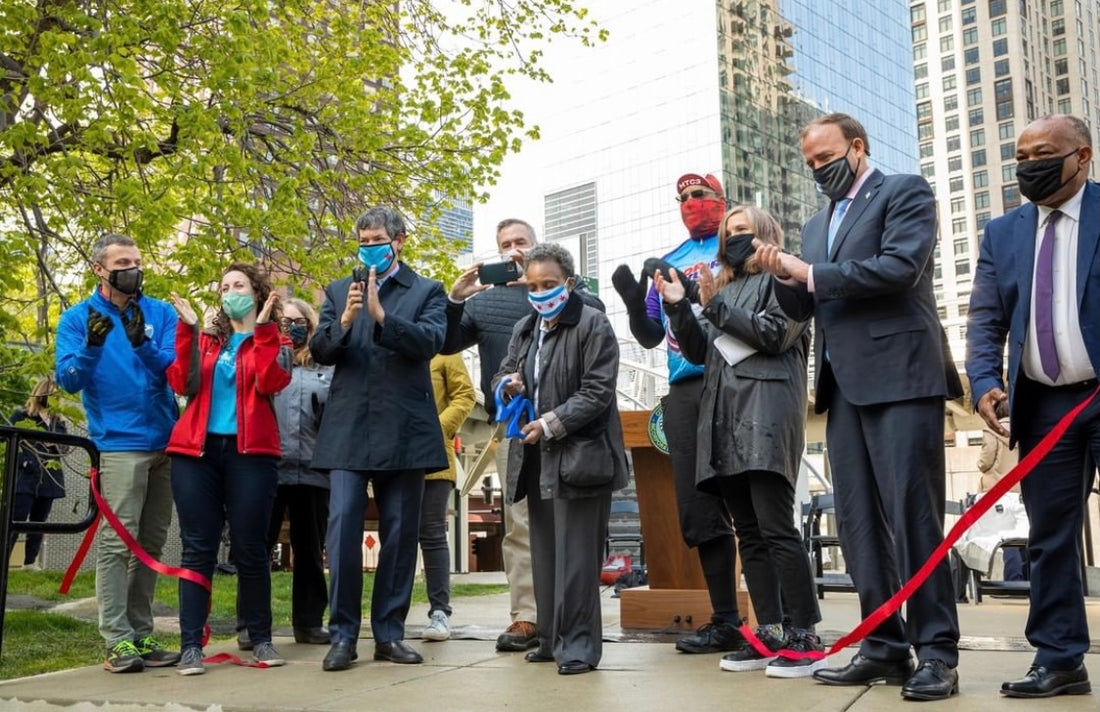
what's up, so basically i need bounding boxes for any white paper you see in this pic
[713,333,757,367]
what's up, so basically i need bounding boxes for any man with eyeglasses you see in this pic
[612,173,744,656]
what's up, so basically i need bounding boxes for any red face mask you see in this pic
[680,198,726,238]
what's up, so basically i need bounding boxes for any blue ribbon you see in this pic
[494,377,536,439]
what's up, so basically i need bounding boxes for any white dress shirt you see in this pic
[1022,183,1094,386]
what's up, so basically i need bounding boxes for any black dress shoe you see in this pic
[1001,664,1091,698]
[557,660,595,675]
[374,640,424,664]
[901,659,959,701]
[322,641,358,671]
[813,653,915,686]
[294,626,331,645]
[525,649,555,663]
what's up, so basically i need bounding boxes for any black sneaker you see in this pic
[719,627,785,671]
[134,635,181,667]
[103,640,145,673]
[675,619,744,654]
[765,629,827,679]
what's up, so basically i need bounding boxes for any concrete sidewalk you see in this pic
[0,573,1096,712]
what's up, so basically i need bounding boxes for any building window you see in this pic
[961,6,977,24]
[993,38,1008,56]
[967,88,982,107]
[940,35,954,52]
[1052,18,1065,36]
[970,129,985,147]
[946,135,961,151]
[1054,58,1068,75]
[996,100,1014,119]
[937,0,952,11]
[920,142,935,158]
[943,75,957,91]
[939,16,952,33]
[944,94,958,111]
[917,102,933,120]
[921,162,936,178]
[966,67,981,85]
[911,4,927,22]
[994,59,1010,77]
[948,156,963,172]
[1002,164,1016,182]
[942,55,956,71]
[974,191,990,209]
[964,47,980,65]
[1000,142,1015,160]
[991,18,1007,36]
[914,43,927,60]
[976,212,991,229]
[951,197,966,213]
[952,217,969,234]
[945,115,960,131]
[954,237,969,254]
[956,260,971,276]
[1002,184,1020,209]
[915,63,929,80]
[1053,38,1066,56]
[918,123,934,140]
[974,170,989,188]
[998,122,1014,140]
[916,83,930,99]
[962,28,979,45]
[1057,97,1072,113]
[989,0,1006,17]
[913,24,927,42]
[969,108,984,125]
[972,149,987,167]
[1050,0,1063,15]
[950,176,965,193]
[1057,78,1070,95]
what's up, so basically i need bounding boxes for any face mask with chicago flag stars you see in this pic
[527,283,571,320]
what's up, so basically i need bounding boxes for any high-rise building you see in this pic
[474,1,920,402]
[908,0,1100,375]
[433,192,474,255]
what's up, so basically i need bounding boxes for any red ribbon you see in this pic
[61,466,270,667]
[740,386,1099,661]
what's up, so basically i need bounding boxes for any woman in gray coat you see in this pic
[494,243,628,676]
[657,205,823,679]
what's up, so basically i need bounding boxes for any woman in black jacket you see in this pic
[657,205,823,678]
[494,242,628,675]
[8,376,68,567]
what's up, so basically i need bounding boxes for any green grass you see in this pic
[0,569,509,680]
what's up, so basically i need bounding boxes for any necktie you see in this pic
[827,198,852,255]
[1035,209,1062,382]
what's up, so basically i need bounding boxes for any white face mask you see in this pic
[527,283,569,319]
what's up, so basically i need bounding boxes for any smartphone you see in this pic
[478,261,521,286]
[352,266,367,284]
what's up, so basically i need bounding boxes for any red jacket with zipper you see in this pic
[166,320,291,458]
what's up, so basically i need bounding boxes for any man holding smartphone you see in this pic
[443,218,603,652]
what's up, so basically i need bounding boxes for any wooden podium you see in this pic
[617,410,753,630]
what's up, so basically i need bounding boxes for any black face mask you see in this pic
[287,324,309,348]
[104,266,144,296]
[36,395,49,409]
[813,143,858,201]
[724,233,756,270]
[1016,149,1081,203]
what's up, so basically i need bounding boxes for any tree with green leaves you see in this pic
[0,0,605,418]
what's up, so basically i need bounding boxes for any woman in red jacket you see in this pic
[166,262,292,676]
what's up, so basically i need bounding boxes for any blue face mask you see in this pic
[358,242,396,274]
[528,283,570,320]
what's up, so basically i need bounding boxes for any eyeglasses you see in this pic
[676,189,718,203]
[279,317,310,327]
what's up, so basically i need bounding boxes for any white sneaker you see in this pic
[422,610,451,641]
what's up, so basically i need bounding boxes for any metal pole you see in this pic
[0,432,22,661]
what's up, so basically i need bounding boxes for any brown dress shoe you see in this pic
[496,621,538,652]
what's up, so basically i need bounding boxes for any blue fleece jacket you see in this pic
[55,290,179,452]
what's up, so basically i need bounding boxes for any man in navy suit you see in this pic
[966,114,1098,699]
[756,113,962,701]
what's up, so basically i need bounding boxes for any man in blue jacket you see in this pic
[55,234,180,673]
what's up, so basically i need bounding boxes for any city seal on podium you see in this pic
[647,402,669,455]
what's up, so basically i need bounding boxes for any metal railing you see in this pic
[0,425,99,660]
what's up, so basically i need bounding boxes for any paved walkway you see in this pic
[0,573,1097,711]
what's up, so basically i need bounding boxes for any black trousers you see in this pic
[826,391,960,666]
[1015,378,1100,670]
[266,483,329,628]
[661,378,733,547]
[715,472,820,629]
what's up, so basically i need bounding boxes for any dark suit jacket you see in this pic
[965,180,1100,439]
[309,263,449,473]
[774,169,962,413]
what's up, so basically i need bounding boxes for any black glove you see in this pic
[121,302,147,348]
[643,258,700,303]
[86,307,114,348]
[612,264,648,312]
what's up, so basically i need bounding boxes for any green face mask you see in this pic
[221,292,256,320]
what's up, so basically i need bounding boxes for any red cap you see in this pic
[676,173,724,197]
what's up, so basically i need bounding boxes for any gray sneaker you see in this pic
[134,635,181,667]
[765,630,828,679]
[252,641,286,667]
[422,610,451,642]
[177,647,205,676]
[719,627,785,672]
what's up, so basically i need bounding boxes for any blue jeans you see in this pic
[171,435,278,650]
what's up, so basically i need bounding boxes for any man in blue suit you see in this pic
[966,114,1098,699]
[756,113,962,701]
